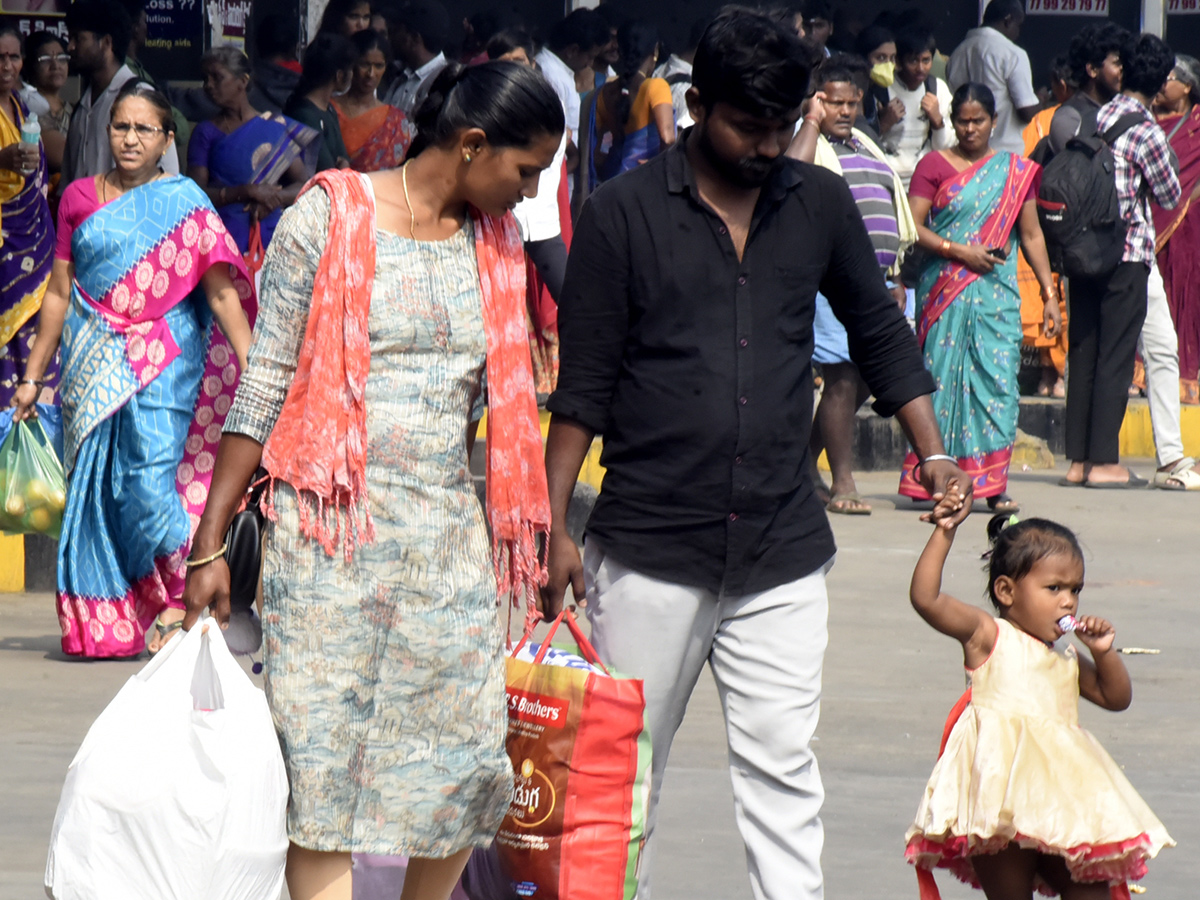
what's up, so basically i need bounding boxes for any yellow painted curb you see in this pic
[1120,400,1200,459]
[0,533,24,592]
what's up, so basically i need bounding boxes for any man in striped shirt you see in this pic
[804,62,913,514]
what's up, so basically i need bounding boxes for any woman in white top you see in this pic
[880,27,954,189]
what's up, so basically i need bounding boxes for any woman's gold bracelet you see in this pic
[185,543,227,568]
[939,238,951,257]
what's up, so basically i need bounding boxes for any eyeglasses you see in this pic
[36,53,70,65]
[108,122,168,140]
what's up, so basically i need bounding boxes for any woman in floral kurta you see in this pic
[220,183,513,854]
[182,59,565,900]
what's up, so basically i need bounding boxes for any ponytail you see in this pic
[612,20,659,132]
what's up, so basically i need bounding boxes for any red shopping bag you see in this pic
[495,611,650,900]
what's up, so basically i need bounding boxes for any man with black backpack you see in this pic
[1044,26,1200,489]
[1048,22,1127,156]
[1054,33,1181,487]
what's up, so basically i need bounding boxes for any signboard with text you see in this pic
[1168,0,1200,13]
[1027,0,1110,14]
[143,0,204,76]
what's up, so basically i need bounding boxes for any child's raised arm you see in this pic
[1075,616,1133,711]
[911,524,997,670]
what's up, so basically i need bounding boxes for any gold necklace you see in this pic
[401,162,417,238]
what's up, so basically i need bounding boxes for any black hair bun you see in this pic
[413,61,469,134]
[986,512,1019,546]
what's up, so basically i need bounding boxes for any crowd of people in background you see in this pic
[1,0,1198,636]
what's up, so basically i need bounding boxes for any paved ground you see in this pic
[3,462,1197,899]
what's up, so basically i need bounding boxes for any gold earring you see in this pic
[464,151,472,163]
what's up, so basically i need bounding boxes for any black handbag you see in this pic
[224,467,268,613]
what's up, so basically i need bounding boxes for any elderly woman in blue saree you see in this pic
[14,84,254,658]
[0,28,59,407]
[897,84,1058,513]
[188,46,317,264]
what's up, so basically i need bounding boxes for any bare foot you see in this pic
[1061,462,1089,485]
[1085,463,1137,484]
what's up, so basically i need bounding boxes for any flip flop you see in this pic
[827,492,872,515]
[1056,477,1085,487]
[1084,472,1149,489]
[987,493,1020,514]
[148,616,184,656]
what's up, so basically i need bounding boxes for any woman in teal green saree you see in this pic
[898,83,1058,512]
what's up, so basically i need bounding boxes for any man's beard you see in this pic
[696,123,781,189]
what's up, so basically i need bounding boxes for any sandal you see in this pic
[148,616,183,656]
[827,492,872,515]
[1084,471,1149,489]
[1153,458,1200,491]
[987,493,1020,514]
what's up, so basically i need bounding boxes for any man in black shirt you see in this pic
[542,9,970,899]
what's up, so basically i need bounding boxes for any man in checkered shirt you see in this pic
[1063,33,1182,489]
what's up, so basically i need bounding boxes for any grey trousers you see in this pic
[582,541,830,900]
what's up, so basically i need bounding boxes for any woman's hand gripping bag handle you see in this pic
[45,619,289,900]
[490,610,652,900]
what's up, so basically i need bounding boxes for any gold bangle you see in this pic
[185,542,227,568]
[939,238,951,257]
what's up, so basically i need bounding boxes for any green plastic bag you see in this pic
[0,418,66,538]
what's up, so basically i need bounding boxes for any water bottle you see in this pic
[19,113,40,175]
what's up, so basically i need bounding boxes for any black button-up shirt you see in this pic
[548,140,935,595]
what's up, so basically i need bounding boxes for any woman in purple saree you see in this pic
[14,84,254,658]
[0,28,59,407]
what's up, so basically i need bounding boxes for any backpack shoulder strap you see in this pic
[664,72,691,87]
[1066,97,1100,138]
[1101,112,1146,145]
[925,74,938,95]
[1028,135,1052,166]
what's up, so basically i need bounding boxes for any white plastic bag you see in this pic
[45,620,289,900]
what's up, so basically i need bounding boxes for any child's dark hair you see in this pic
[985,515,1083,607]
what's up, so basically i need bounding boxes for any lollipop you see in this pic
[1057,615,1078,634]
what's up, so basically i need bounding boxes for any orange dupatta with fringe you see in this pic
[261,170,550,620]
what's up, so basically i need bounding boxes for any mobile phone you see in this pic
[987,247,1008,261]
